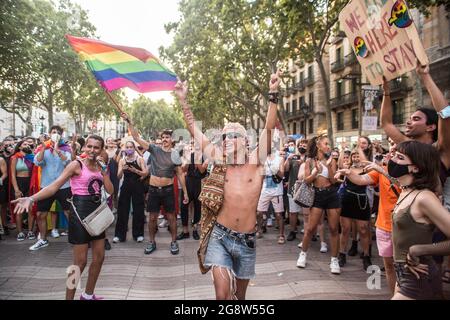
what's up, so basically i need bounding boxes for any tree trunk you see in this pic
[25,107,33,136]
[46,87,54,128]
[316,55,334,148]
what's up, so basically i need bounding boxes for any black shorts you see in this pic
[394,260,442,300]
[15,177,31,198]
[37,187,72,212]
[68,195,105,244]
[340,190,371,221]
[147,185,175,214]
[312,186,341,210]
[0,178,9,204]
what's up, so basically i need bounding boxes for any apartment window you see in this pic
[292,99,297,113]
[336,47,342,62]
[336,81,344,97]
[285,102,290,114]
[299,96,305,108]
[351,78,358,93]
[392,99,405,125]
[300,121,305,135]
[293,122,297,134]
[351,108,359,129]
[337,112,344,131]
[308,65,313,78]
[309,92,314,110]
[308,118,314,134]
[300,71,304,82]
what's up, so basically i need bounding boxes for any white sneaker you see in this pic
[158,214,164,219]
[330,257,341,274]
[112,237,120,243]
[177,214,181,220]
[60,231,68,236]
[266,218,273,227]
[298,241,303,248]
[300,228,304,234]
[158,219,168,228]
[320,242,328,253]
[29,239,49,251]
[51,229,60,238]
[136,236,144,243]
[296,251,307,268]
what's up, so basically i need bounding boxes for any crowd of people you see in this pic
[2,65,450,301]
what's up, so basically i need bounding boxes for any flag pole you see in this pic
[104,89,125,114]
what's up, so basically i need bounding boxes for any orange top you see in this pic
[367,170,400,232]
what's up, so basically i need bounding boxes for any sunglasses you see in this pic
[222,132,244,140]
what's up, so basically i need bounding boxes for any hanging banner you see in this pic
[339,0,429,85]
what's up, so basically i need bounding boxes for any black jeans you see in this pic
[115,182,145,240]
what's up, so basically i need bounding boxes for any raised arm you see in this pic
[253,70,281,165]
[120,113,150,151]
[417,63,450,167]
[380,77,409,144]
[336,168,374,186]
[174,81,215,159]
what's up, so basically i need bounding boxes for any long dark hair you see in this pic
[307,135,327,159]
[13,140,26,155]
[359,136,373,161]
[396,140,440,192]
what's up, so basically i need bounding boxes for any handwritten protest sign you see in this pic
[362,116,378,131]
[339,0,428,85]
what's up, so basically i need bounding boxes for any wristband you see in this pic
[437,105,450,119]
[268,92,279,104]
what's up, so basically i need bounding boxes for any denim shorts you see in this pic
[204,222,257,279]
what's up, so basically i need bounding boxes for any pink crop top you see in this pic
[70,160,104,196]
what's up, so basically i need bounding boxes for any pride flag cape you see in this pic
[66,35,177,93]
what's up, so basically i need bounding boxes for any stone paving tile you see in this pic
[127,288,185,300]
[247,284,297,300]
[288,280,347,296]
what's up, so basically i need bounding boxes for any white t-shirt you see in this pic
[261,154,283,197]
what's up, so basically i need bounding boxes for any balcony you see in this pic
[344,52,357,67]
[389,78,409,96]
[331,31,346,44]
[331,59,345,73]
[304,76,314,86]
[293,80,305,92]
[330,92,358,109]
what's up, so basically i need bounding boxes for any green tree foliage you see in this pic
[128,96,184,139]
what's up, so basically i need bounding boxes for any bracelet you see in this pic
[268,92,279,104]
[29,197,35,204]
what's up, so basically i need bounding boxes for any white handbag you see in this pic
[68,198,114,236]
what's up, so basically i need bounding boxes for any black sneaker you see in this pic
[311,234,318,242]
[170,241,179,255]
[362,255,372,271]
[262,226,267,234]
[192,230,200,240]
[287,231,297,241]
[338,252,346,267]
[104,239,111,251]
[176,232,189,240]
[145,242,156,255]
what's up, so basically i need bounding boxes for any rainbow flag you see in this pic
[66,35,177,93]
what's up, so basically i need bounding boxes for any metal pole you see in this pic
[358,83,363,137]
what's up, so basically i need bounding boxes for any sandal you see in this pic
[442,269,450,284]
[278,235,285,244]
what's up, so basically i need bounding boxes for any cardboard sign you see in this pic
[362,116,378,131]
[339,0,428,85]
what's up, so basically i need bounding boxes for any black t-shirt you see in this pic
[147,144,181,178]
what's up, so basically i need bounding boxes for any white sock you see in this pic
[82,292,93,300]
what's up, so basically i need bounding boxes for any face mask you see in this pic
[126,149,135,156]
[299,147,306,154]
[288,146,295,153]
[387,160,412,178]
[22,147,32,154]
[51,133,60,143]
[323,151,331,159]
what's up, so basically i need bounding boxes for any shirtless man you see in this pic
[174,71,280,300]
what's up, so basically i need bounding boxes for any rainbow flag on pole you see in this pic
[66,35,177,93]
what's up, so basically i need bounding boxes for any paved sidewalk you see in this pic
[0,222,406,300]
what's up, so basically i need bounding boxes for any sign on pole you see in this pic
[362,116,378,131]
[339,0,428,86]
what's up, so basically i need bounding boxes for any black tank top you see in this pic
[344,172,367,194]
[123,159,142,183]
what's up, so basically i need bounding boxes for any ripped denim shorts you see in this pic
[204,222,256,279]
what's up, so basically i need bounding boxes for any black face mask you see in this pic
[299,147,306,154]
[22,147,32,154]
[387,160,412,178]
[323,152,331,159]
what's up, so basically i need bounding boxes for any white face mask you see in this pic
[51,133,61,143]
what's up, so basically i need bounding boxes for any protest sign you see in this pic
[339,0,428,85]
